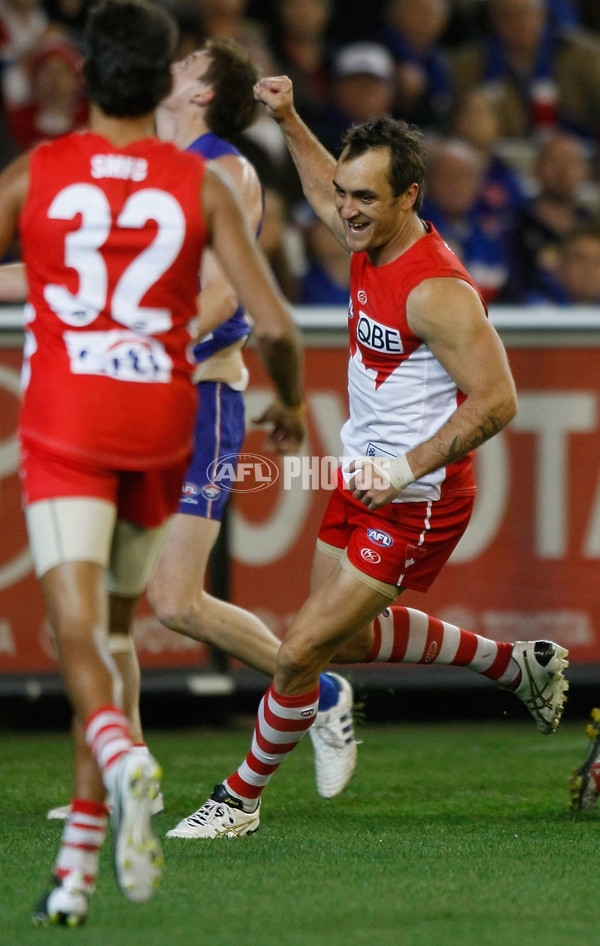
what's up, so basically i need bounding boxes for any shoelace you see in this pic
[522,652,556,715]
[185,800,228,827]
[313,713,355,750]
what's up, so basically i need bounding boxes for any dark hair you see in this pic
[341,116,426,211]
[83,0,178,117]
[201,37,260,139]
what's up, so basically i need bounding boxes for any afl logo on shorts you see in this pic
[367,528,394,548]
[360,548,381,564]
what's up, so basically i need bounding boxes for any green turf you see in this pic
[2,716,598,946]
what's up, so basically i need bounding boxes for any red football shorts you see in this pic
[20,439,188,528]
[318,468,475,592]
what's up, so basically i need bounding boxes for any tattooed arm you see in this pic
[407,276,517,479]
[350,276,517,508]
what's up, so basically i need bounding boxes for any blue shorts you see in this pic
[177,380,245,521]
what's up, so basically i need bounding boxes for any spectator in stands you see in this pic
[421,136,510,303]
[0,86,19,170]
[578,0,600,34]
[0,0,60,111]
[197,0,268,50]
[315,41,395,156]
[380,0,454,129]
[449,86,527,238]
[439,0,487,48]
[258,181,302,302]
[299,211,350,305]
[524,222,600,304]
[233,98,307,223]
[7,37,87,150]
[269,0,336,134]
[43,0,87,46]
[547,0,582,28]
[0,90,18,259]
[503,131,595,301]
[171,6,207,61]
[449,0,600,141]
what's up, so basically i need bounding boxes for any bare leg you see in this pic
[42,561,115,708]
[163,543,365,835]
[219,564,388,809]
[109,593,143,741]
[148,513,280,674]
[275,563,390,695]
[56,594,142,808]
[41,561,120,796]
[37,560,162,916]
[40,561,123,812]
[308,545,378,663]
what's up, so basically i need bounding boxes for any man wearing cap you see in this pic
[315,41,396,155]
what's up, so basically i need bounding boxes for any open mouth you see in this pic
[347,220,369,233]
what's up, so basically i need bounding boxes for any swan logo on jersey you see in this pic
[207,453,279,492]
[356,312,402,353]
[360,548,381,564]
[367,528,394,548]
[357,290,368,304]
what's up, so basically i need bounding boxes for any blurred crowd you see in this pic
[2,0,600,306]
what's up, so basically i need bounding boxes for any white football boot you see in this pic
[310,673,358,797]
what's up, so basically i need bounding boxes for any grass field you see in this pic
[2,712,598,946]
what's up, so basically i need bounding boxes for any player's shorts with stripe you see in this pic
[177,380,245,521]
[317,468,474,593]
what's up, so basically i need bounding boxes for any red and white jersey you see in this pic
[343,223,484,502]
[18,130,209,468]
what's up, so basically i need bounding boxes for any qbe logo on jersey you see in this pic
[356,312,402,353]
[206,453,279,493]
[367,528,394,548]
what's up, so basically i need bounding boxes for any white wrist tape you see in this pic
[371,454,415,493]
[389,454,416,491]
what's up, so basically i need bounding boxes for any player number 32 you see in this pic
[43,183,186,334]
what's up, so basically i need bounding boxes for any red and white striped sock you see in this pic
[368,607,516,684]
[224,683,320,809]
[85,705,133,787]
[54,798,109,886]
[131,742,150,755]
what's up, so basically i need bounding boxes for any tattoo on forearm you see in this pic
[443,415,502,461]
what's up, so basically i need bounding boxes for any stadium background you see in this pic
[1,303,599,723]
[1,0,600,722]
